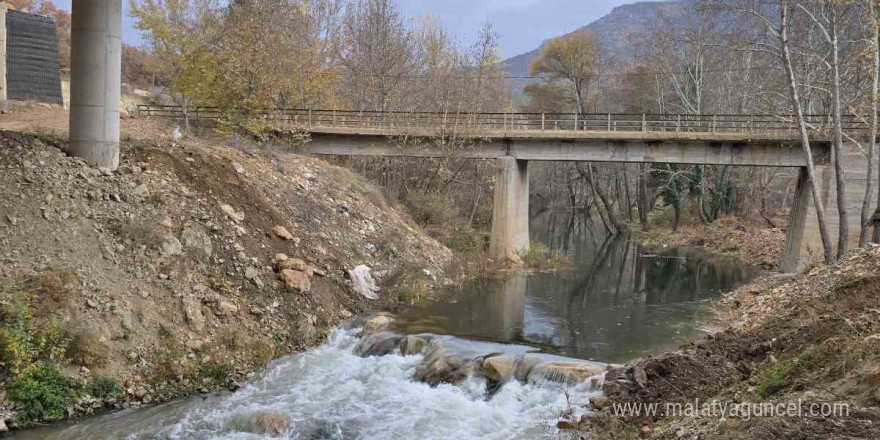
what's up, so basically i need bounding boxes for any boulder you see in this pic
[354,332,402,357]
[528,361,607,385]
[605,365,627,381]
[633,366,648,388]
[278,258,312,277]
[398,335,428,356]
[216,301,239,316]
[254,411,290,438]
[348,265,379,299]
[160,234,183,257]
[182,297,205,331]
[514,354,545,382]
[271,226,294,240]
[602,380,629,396]
[589,395,611,411]
[280,269,311,293]
[556,408,579,430]
[181,223,213,256]
[220,204,244,222]
[481,355,517,382]
[360,314,393,334]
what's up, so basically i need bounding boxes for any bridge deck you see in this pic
[306,127,831,167]
[135,105,838,167]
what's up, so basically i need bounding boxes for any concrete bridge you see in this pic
[304,123,837,272]
[133,106,872,272]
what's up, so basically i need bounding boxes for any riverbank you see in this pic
[0,123,452,431]
[582,246,880,440]
[633,215,786,270]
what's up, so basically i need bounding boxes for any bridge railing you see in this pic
[135,105,866,136]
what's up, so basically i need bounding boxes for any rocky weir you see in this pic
[13,313,621,439]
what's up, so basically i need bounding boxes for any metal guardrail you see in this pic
[135,105,865,137]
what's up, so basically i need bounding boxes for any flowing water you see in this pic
[12,211,760,439]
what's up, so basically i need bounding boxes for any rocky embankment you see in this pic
[581,247,880,440]
[0,129,451,430]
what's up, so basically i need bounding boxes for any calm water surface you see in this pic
[394,210,761,363]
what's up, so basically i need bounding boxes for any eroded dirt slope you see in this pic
[0,128,451,425]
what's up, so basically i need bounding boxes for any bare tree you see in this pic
[340,0,414,112]
[704,0,836,263]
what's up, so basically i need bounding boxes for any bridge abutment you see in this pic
[490,157,530,262]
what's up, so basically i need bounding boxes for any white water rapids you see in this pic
[17,328,600,440]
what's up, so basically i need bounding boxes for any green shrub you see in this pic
[756,357,801,397]
[8,362,84,421]
[0,298,70,376]
[87,376,124,400]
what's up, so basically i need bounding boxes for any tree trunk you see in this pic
[780,2,835,264]
[594,167,626,233]
[697,165,710,224]
[672,204,681,233]
[638,164,651,232]
[829,9,848,257]
[866,15,879,245]
[711,165,730,221]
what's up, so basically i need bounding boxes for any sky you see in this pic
[52,0,651,59]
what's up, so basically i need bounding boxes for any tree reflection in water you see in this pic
[394,210,761,363]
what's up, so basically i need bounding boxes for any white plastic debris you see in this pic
[348,265,379,300]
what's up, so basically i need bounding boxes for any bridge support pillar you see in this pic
[1,5,7,107]
[490,157,530,262]
[69,0,122,170]
[780,167,810,272]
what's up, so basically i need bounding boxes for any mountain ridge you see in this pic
[501,0,697,93]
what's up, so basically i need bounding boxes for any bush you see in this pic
[0,298,70,376]
[403,189,459,227]
[67,331,110,369]
[87,376,124,400]
[444,228,488,254]
[8,362,84,421]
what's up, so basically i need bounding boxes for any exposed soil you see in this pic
[0,113,451,429]
[581,247,880,440]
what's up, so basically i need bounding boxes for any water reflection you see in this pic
[394,211,760,363]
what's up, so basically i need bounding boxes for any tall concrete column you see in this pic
[1,5,7,106]
[780,167,811,272]
[490,157,530,262]
[69,0,122,170]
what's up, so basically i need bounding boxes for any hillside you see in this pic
[0,114,452,429]
[502,0,697,94]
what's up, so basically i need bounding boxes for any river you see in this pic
[11,211,760,439]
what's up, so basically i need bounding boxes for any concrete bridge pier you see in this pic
[490,157,530,262]
[780,167,811,272]
[69,0,122,170]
